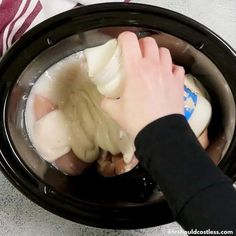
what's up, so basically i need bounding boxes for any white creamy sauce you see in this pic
[25,52,135,164]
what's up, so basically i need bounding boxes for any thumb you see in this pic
[100,97,120,119]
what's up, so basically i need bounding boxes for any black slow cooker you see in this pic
[1,3,236,229]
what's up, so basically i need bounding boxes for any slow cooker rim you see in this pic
[1,2,236,229]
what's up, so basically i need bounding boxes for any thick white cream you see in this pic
[33,110,71,162]
[25,52,135,164]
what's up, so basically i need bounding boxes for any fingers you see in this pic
[139,37,159,62]
[118,31,142,64]
[159,47,172,73]
[172,64,185,79]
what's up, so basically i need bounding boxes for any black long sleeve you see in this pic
[134,114,236,232]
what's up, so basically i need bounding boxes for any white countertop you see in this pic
[1,1,236,235]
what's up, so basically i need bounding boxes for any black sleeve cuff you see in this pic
[134,114,231,217]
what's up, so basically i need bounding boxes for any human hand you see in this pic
[101,31,185,139]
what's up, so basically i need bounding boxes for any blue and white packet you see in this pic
[184,86,198,121]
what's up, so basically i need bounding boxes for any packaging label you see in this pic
[184,86,198,120]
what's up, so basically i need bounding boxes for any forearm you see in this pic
[134,114,236,230]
